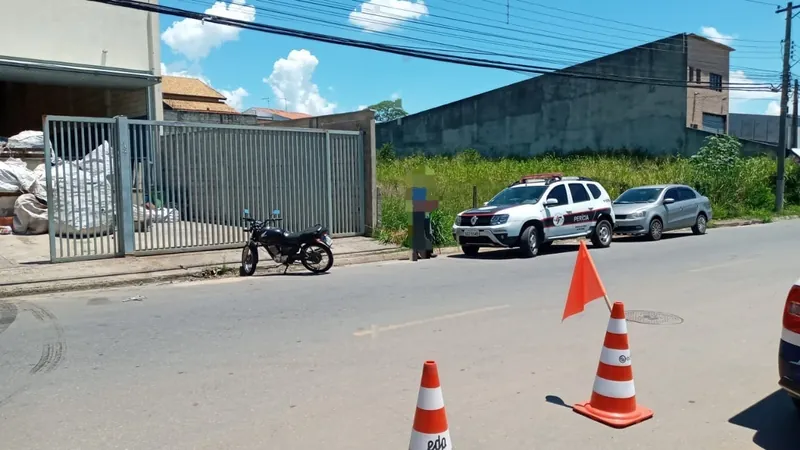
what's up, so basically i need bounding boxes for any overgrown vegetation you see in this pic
[375,136,800,247]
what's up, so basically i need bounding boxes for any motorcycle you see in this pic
[240,208,334,276]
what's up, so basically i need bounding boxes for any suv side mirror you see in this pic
[482,201,489,206]
[663,197,675,205]
[545,198,559,206]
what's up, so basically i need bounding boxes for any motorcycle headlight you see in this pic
[490,214,509,225]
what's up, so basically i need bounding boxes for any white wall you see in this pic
[2,0,159,72]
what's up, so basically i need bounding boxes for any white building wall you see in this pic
[2,0,159,72]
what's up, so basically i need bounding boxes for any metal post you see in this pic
[115,115,135,255]
[472,185,478,208]
[792,79,799,150]
[42,116,57,262]
[325,130,334,230]
[775,2,794,213]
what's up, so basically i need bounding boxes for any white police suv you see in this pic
[452,173,615,258]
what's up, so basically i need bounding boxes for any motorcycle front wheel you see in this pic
[301,242,334,274]
[240,242,259,276]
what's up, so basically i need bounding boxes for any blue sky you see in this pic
[158,0,788,116]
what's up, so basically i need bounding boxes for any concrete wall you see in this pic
[686,36,730,130]
[163,110,258,125]
[685,127,778,157]
[377,36,689,157]
[729,113,799,146]
[260,109,378,236]
[2,0,160,73]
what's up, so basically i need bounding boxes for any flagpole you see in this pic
[602,294,613,313]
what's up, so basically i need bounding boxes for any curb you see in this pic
[0,248,411,299]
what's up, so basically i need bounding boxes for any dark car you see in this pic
[779,278,800,415]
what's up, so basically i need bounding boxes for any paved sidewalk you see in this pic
[0,234,408,297]
[1,216,794,298]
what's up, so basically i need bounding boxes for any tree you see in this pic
[368,98,408,123]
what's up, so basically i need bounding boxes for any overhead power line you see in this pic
[101,0,777,92]
[295,0,776,57]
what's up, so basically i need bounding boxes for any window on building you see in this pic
[695,69,701,83]
[709,73,723,92]
[688,66,693,81]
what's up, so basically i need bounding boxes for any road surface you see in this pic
[1,221,799,449]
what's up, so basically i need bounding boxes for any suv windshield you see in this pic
[487,185,547,206]
[614,187,664,204]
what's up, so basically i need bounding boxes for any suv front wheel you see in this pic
[519,225,540,258]
[590,219,613,248]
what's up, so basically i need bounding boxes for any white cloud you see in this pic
[700,26,735,47]
[358,105,368,110]
[264,49,337,116]
[728,70,780,114]
[161,0,256,60]
[765,101,781,115]
[390,92,400,100]
[349,0,428,32]
[219,87,249,111]
[160,62,249,111]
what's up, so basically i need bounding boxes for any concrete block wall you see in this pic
[163,110,258,125]
[377,36,690,157]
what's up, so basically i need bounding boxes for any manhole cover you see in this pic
[626,310,684,325]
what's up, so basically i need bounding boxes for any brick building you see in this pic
[685,35,733,133]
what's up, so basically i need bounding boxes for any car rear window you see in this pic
[678,187,697,201]
[587,183,602,199]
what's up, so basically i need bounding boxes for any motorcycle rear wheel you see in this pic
[301,243,334,274]
[240,242,259,276]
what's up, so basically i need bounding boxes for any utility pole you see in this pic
[793,79,799,150]
[775,2,797,213]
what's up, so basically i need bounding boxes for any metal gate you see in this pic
[43,115,366,262]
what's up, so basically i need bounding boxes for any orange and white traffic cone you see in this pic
[573,301,654,428]
[409,361,451,450]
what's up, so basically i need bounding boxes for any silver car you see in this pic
[612,184,713,240]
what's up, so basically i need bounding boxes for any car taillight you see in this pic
[783,284,800,332]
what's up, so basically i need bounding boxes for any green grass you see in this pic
[376,150,800,247]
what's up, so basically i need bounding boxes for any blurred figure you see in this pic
[406,166,439,260]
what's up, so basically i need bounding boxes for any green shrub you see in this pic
[376,139,799,246]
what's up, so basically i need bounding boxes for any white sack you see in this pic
[51,161,115,236]
[0,160,36,194]
[12,193,48,235]
[6,130,46,149]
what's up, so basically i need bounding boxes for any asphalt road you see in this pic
[1,221,799,450]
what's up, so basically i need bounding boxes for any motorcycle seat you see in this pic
[285,224,323,241]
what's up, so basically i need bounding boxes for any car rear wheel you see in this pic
[519,225,540,258]
[692,213,708,235]
[590,219,613,248]
[647,218,663,241]
[461,245,479,257]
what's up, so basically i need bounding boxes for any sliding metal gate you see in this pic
[43,115,365,262]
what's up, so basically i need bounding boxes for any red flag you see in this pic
[562,241,608,321]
